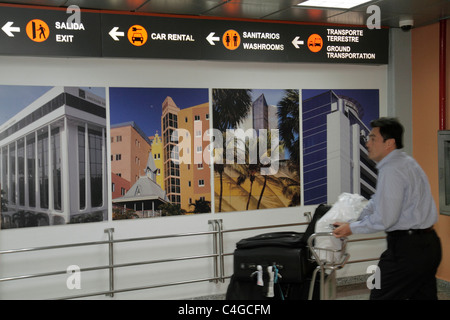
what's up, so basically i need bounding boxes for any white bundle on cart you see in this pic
[314,193,368,263]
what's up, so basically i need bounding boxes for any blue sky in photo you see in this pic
[0,85,106,126]
[302,89,379,128]
[109,87,209,137]
[0,86,380,140]
[0,85,52,126]
[249,88,290,107]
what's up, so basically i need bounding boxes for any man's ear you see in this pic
[386,138,396,149]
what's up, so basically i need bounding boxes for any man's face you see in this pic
[366,127,392,162]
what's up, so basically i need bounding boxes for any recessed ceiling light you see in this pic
[297,0,372,9]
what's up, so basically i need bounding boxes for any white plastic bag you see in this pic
[314,193,368,263]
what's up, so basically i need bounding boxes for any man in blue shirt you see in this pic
[333,117,442,299]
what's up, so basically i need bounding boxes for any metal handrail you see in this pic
[0,239,111,255]
[0,223,224,299]
[0,216,385,300]
[55,277,222,300]
[345,235,386,264]
[0,230,219,255]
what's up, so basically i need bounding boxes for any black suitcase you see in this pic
[232,232,314,283]
[226,272,320,300]
[226,204,331,300]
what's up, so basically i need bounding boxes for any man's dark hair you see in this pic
[370,117,404,149]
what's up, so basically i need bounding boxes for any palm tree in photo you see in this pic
[255,130,278,210]
[234,129,281,210]
[279,176,301,207]
[189,198,211,213]
[236,167,257,210]
[277,89,300,175]
[277,89,301,205]
[235,137,259,210]
[256,127,284,209]
[160,202,186,216]
[212,89,253,212]
[212,89,253,133]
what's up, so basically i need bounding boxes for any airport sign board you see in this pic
[0,5,388,64]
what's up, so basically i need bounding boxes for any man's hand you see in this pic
[333,222,353,238]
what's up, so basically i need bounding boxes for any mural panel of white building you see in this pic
[0,86,108,228]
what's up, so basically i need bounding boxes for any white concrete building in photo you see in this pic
[0,86,108,228]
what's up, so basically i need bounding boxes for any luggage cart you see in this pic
[307,232,350,300]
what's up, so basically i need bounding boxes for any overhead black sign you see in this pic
[101,13,388,64]
[0,5,389,64]
[101,13,203,61]
[0,6,102,57]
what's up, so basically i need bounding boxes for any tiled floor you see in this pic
[336,280,450,300]
[195,279,450,300]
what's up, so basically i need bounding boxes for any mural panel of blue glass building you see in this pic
[302,90,378,205]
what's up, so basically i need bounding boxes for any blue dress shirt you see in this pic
[350,149,438,234]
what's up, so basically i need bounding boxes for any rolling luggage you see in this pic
[226,204,331,300]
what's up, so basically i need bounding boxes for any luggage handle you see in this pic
[239,262,285,271]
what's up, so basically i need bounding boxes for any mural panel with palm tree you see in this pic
[212,88,300,213]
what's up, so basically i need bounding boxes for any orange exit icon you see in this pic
[26,19,50,42]
[222,30,240,50]
[307,34,323,52]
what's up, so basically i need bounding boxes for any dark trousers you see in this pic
[370,229,442,300]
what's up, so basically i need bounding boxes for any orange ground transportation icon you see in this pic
[26,19,50,42]
[307,34,323,52]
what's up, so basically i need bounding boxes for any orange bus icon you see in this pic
[307,34,323,53]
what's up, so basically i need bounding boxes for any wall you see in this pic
[388,28,413,155]
[412,21,450,282]
[0,56,390,299]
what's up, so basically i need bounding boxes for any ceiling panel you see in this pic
[265,7,346,23]
[373,0,447,14]
[326,10,368,26]
[138,0,225,16]
[0,0,67,6]
[201,0,298,19]
[373,0,450,27]
[64,0,149,12]
[0,0,448,28]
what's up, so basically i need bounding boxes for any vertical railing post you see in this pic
[304,211,312,222]
[104,228,115,297]
[208,220,219,283]
[216,219,225,283]
[320,265,325,300]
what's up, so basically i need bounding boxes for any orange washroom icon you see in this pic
[222,29,241,50]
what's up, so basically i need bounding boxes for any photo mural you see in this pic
[212,89,301,213]
[0,85,381,228]
[109,87,211,220]
[301,89,379,205]
[0,85,108,229]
